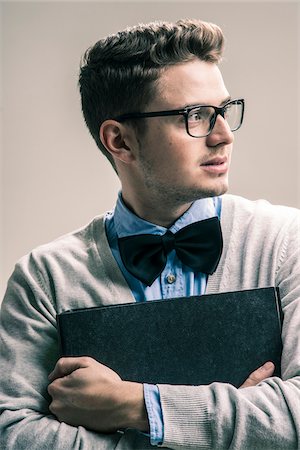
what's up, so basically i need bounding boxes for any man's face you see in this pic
[132,59,234,208]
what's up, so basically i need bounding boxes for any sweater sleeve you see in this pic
[0,257,131,450]
[158,211,300,450]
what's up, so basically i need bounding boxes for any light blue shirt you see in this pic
[105,193,222,445]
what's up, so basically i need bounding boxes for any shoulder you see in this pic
[220,194,300,255]
[9,215,107,298]
[221,193,300,227]
[22,215,106,268]
[2,214,112,313]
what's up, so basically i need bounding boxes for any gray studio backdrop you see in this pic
[0,1,299,300]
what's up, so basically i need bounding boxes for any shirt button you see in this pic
[166,274,176,284]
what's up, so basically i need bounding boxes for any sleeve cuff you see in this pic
[143,383,164,445]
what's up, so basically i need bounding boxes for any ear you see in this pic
[100,120,137,164]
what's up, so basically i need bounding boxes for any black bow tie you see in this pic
[118,217,223,286]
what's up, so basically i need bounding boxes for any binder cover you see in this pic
[57,287,282,387]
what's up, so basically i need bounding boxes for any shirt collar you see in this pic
[113,192,220,238]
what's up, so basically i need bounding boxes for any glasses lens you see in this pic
[187,106,215,138]
[187,100,244,137]
[224,100,243,131]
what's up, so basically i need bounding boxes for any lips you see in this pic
[200,156,228,174]
[201,156,227,166]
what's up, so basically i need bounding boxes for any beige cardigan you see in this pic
[0,194,300,449]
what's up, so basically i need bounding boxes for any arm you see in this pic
[46,356,274,441]
[60,364,271,447]
[157,216,300,449]
[0,261,141,450]
[144,362,276,445]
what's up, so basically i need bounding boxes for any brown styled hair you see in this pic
[79,19,224,171]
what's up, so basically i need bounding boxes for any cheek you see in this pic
[142,126,204,172]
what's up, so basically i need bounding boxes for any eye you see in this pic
[189,109,204,123]
[188,107,213,124]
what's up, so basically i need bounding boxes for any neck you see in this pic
[121,192,192,228]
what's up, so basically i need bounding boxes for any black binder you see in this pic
[57,287,283,387]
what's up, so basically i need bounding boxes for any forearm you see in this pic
[158,376,300,449]
[0,409,122,450]
[113,381,150,432]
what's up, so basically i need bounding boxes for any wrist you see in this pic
[117,381,150,432]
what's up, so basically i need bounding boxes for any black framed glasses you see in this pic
[113,98,245,138]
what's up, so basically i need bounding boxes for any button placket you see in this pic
[161,250,184,298]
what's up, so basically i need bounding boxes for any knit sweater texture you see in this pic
[0,194,300,449]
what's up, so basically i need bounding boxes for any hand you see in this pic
[239,361,275,389]
[48,357,149,433]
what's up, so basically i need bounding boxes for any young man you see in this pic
[1,19,299,449]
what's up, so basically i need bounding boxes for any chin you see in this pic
[196,181,229,199]
[157,179,229,205]
[172,186,227,205]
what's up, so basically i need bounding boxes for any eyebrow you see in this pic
[220,96,232,106]
[183,95,232,109]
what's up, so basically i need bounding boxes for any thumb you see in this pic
[48,356,92,382]
[239,361,275,389]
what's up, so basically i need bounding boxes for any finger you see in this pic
[48,356,93,382]
[239,361,275,389]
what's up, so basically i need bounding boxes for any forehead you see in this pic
[152,59,229,109]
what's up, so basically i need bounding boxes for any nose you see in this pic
[206,114,234,147]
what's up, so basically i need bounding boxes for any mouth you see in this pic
[200,156,228,174]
